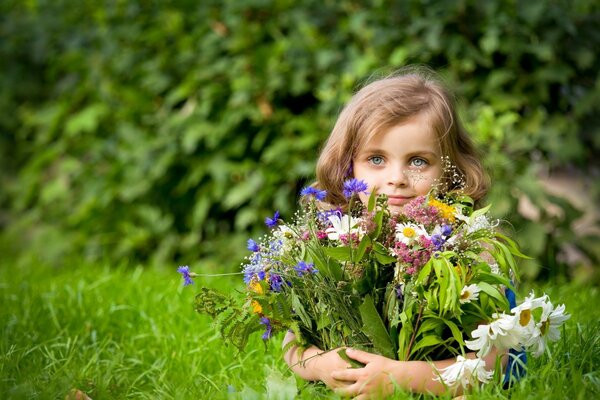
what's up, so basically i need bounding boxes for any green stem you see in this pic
[405,302,424,360]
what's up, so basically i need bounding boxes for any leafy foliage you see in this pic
[1,0,599,279]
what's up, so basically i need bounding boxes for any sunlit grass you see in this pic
[1,261,599,399]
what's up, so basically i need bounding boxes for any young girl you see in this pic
[282,68,523,397]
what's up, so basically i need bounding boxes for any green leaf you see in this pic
[322,246,353,262]
[355,235,372,262]
[410,335,444,356]
[337,348,366,368]
[477,281,509,309]
[359,295,395,359]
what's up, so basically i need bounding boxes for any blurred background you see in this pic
[1,0,599,284]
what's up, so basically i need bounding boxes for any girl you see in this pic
[282,68,524,398]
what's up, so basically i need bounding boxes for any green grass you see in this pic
[1,260,599,399]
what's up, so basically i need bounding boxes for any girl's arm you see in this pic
[282,331,351,389]
[330,347,507,398]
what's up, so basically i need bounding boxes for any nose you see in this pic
[387,167,409,187]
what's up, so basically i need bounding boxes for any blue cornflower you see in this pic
[300,186,327,201]
[247,238,260,252]
[265,210,280,228]
[431,234,445,251]
[294,261,318,277]
[177,265,194,286]
[441,224,453,237]
[317,208,343,224]
[269,273,285,292]
[260,317,273,340]
[342,178,368,199]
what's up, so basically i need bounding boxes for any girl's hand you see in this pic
[311,348,353,389]
[330,348,401,399]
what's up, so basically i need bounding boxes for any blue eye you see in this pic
[369,156,384,165]
[411,158,427,168]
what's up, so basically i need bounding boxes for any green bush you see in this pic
[1,0,598,279]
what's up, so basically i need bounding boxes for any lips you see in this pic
[386,195,413,206]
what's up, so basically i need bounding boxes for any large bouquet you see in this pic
[180,178,569,389]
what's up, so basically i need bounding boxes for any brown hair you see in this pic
[315,67,489,206]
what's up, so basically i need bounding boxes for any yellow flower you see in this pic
[429,198,456,222]
[251,300,263,314]
[248,279,264,295]
[248,278,265,314]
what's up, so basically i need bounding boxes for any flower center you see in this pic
[403,227,416,238]
[540,319,549,336]
[460,290,470,300]
[519,309,531,326]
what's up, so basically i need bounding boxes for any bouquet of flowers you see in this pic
[180,178,570,389]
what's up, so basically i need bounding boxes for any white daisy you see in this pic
[527,300,570,357]
[465,313,521,357]
[325,214,363,241]
[459,284,481,304]
[434,355,493,389]
[510,291,547,344]
[395,223,428,245]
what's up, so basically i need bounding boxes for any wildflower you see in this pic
[342,178,368,199]
[265,210,280,228]
[316,231,328,240]
[294,261,318,276]
[395,223,428,245]
[431,234,444,250]
[251,300,263,314]
[460,284,481,304]
[428,198,457,222]
[260,317,273,340]
[510,291,547,332]
[247,239,260,252]
[300,186,327,201]
[466,313,521,357]
[269,273,285,292]
[395,284,403,300]
[527,300,570,357]
[434,355,493,389]
[177,265,196,286]
[248,279,264,295]
[326,214,364,241]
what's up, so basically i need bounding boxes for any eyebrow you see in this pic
[358,148,440,158]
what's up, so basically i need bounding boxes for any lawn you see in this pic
[1,260,599,399]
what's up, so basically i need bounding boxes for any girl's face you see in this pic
[352,114,443,214]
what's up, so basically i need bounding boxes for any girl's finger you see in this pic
[346,348,375,364]
[331,368,358,382]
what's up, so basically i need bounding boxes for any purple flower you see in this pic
[177,265,194,286]
[441,224,453,237]
[260,317,273,340]
[257,270,266,281]
[265,210,280,228]
[269,273,285,292]
[342,178,368,199]
[300,186,327,201]
[431,234,445,251]
[247,239,260,252]
[395,284,403,300]
[294,261,318,276]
